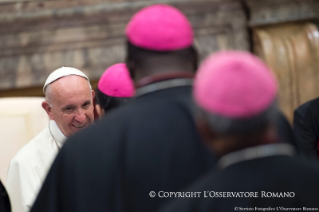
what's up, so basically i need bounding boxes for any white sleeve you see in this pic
[6,157,41,212]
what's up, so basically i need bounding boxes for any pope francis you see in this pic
[6,67,95,212]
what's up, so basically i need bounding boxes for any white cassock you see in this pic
[6,120,66,212]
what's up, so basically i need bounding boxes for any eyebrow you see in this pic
[82,100,91,106]
[61,105,75,111]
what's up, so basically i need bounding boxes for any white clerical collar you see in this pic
[49,120,67,149]
[217,143,296,169]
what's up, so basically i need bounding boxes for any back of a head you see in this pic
[194,51,278,136]
[96,63,135,113]
[125,4,198,79]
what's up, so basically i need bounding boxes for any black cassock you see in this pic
[294,97,319,159]
[31,85,216,212]
[158,145,319,212]
[0,180,11,212]
[276,110,307,156]
[31,83,299,212]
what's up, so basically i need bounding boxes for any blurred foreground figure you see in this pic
[159,51,319,211]
[31,4,215,212]
[0,180,11,212]
[95,63,134,118]
[7,67,95,212]
[294,97,319,159]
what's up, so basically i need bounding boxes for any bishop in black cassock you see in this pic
[159,51,319,212]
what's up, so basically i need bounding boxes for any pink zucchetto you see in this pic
[125,4,193,51]
[98,63,135,97]
[194,51,278,119]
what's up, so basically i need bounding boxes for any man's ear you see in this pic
[95,104,105,119]
[91,90,95,99]
[125,58,136,81]
[42,101,55,120]
[191,46,199,72]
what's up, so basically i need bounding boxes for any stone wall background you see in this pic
[1,0,319,121]
[0,0,248,91]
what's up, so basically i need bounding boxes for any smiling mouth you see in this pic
[73,123,86,128]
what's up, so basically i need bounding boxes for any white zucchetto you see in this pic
[43,67,90,93]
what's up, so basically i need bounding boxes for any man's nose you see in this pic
[74,110,86,122]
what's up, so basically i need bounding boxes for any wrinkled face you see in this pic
[44,75,95,137]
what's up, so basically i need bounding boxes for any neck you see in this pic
[136,71,194,88]
[133,64,194,82]
[212,126,278,159]
[49,120,67,148]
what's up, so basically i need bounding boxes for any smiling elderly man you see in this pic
[6,67,95,212]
